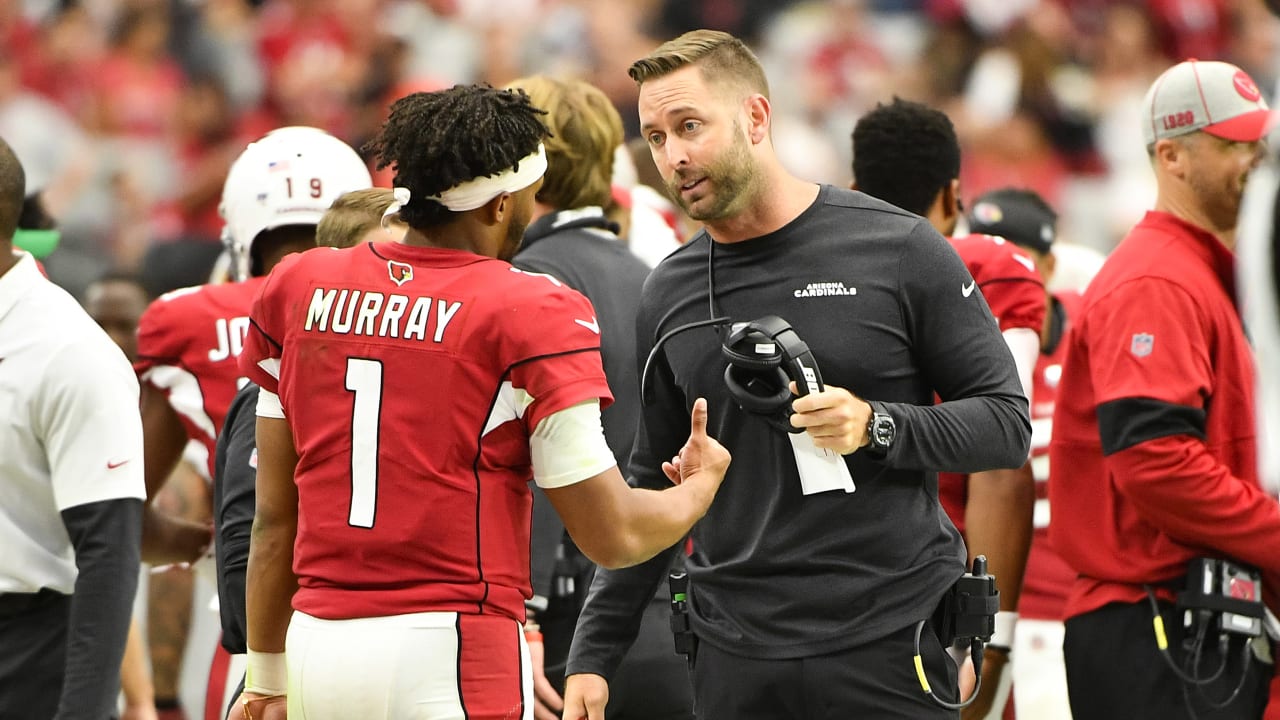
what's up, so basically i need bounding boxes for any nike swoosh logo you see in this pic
[574,317,600,334]
[962,281,977,298]
[107,459,131,470]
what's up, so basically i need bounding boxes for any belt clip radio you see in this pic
[913,555,1000,711]
[936,555,1000,648]
[1178,558,1265,639]
[669,571,696,666]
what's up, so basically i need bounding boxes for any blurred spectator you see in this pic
[94,5,184,141]
[150,76,243,245]
[0,0,1274,342]
[250,0,358,135]
[0,50,90,209]
[654,0,798,42]
[801,0,892,125]
[21,4,104,124]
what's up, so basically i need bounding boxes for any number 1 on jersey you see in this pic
[345,358,383,528]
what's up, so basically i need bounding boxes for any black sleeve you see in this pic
[529,487,567,602]
[884,223,1032,472]
[565,541,679,679]
[57,497,143,720]
[213,382,260,654]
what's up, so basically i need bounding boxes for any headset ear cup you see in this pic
[723,364,793,414]
[721,341,783,372]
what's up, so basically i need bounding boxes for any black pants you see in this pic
[547,597,694,720]
[690,621,960,720]
[606,599,695,720]
[1064,601,1271,720]
[0,591,73,720]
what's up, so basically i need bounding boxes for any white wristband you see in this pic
[244,650,287,696]
[989,610,1018,649]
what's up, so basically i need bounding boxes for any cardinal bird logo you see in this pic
[388,261,414,287]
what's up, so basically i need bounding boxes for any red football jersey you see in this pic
[938,234,1046,533]
[135,277,266,479]
[239,242,612,623]
[1017,291,1082,621]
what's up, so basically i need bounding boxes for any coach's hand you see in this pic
[562,672,609,720]
[226,692,285,720]
[788,383,873,454]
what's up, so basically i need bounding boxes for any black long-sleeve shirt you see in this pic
[213,381,259,654]
[568,185,1030,677]
[59,498,143,720]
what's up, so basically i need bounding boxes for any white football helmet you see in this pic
[220,126,373,280]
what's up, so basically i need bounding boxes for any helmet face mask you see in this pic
[220,126,374,280]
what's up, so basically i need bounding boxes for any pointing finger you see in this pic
[689,397,708,438]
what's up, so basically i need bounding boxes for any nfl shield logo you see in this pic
[1130,333,1154,358]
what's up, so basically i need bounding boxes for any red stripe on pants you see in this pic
[457,614,523,720]
[205,639,232,720]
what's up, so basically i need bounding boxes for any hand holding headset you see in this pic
[640,314,824,434]
[720,315,824,433]
[639,242,824,433]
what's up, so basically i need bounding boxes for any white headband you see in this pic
[382,144,547,224]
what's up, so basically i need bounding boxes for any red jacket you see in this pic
[1049,211,1280,619]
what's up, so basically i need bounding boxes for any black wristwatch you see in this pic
[865,402,895,457]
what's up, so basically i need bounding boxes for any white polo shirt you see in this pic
[0,252,145,594]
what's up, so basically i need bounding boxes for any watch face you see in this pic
[873,414,895,447]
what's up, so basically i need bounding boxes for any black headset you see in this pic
[720,315,824,432]
[638,239,824,433]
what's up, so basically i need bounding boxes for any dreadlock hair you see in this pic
[851,97,960,217]
[365,85,549,230]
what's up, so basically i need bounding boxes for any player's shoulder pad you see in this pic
[956,233,1042,279]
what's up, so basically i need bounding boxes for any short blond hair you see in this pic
[627,29,769,99]
[317,188,399,249]
[505,75,623,210]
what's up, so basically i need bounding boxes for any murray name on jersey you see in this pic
[303,287,463,343]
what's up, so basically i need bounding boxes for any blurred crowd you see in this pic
[4,0,1280,299]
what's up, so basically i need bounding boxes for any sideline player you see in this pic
[134,126,372,717]
[968,188,1081,720]
[212,186,406,716]
[232,84,730,720]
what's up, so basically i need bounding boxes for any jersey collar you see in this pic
[0,252,40,325]
[1139,210,1238,307]
[521,207,619,250]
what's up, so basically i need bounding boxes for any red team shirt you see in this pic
[1017,290,1082,621]
[238,242,612,623]
[135,277,266,478]
[1049,212,1280,618]
[937,234,1046,534]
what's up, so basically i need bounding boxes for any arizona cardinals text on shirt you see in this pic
[303,287,463,343]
